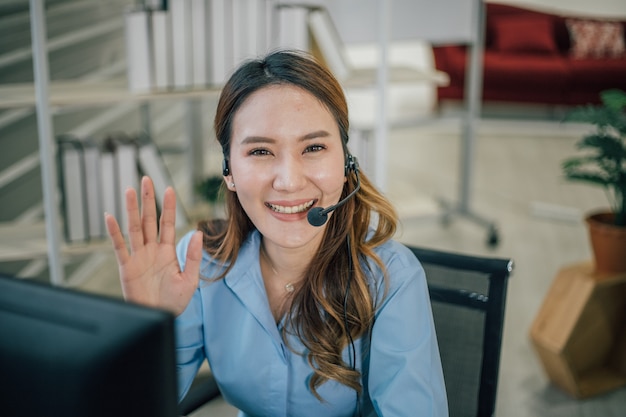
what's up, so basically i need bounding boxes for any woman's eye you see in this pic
[250,148,271,156]
[304,144,325,153]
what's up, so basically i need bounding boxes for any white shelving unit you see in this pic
[2,1,222,285]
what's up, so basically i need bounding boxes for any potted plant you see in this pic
[191,175,226,221]
[562,88,626,275]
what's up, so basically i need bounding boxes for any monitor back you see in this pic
[0,274,179,417]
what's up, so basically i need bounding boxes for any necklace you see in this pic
[261,246,295,294]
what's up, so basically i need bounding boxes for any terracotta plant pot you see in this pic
[586,211,626,276]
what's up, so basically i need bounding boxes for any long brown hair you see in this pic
[198,50,398,400]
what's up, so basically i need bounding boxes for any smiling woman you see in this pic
[104,49,448,417]
[226,83,346,249]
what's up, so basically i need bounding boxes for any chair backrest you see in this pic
[405,245,513,417]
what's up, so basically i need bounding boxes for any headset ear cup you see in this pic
[344,154,358,176]
[222,159,230,176]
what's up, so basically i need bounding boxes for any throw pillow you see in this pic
[566,19,626,59]
[492,15,558,54]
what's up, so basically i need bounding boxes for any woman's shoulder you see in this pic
[373,238,422,270]
[367,238,425,288]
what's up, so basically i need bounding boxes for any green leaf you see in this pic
[563,172,612,187]
[601,89,626,111]
[195,176,225,203]
[562,89,626,219]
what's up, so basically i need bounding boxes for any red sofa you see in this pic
[433,2,626,106]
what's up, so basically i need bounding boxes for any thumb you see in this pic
[182,231,203,286]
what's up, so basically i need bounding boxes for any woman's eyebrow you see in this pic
[301,130,331,140]
[240,130,331,145]
[240,136,275,145]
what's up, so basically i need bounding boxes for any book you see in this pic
[276,5,310,52]
[257,0,272,55]
[190,0,211,87]
[152,9,173,91]
[209,0,233,85]
[233,0,254,65]
[232,0,270,64]
[136,135,188,230]
[170,0,193,89]
[57,135,89,243]
[100,138,119,231]
[114,135,139,234]
[124,8,153,93]
[82,139,104,239]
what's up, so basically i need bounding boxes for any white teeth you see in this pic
[267,200,314,214]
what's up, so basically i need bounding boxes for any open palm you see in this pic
[105,176,203,316]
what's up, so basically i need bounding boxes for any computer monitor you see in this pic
[0,274,180,417]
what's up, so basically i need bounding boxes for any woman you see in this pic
[105,50,447,417]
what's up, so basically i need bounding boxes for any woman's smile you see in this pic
[265,199,316,214]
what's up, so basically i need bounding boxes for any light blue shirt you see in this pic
[175,230,448,417]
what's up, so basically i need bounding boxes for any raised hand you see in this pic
[105,176,203,316]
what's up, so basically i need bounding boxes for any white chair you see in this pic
[307,6,449,89]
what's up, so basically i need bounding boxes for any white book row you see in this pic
[125,0,274,94]
[57,135,188,244]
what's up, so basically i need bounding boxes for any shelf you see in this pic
[0,220,198,263]
[0,222,111,262]
[0,79,221,109]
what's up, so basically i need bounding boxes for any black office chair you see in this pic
[406,245,513,417]
[180,246,513,417]
[179,367,221,416]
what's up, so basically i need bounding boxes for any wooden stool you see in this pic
[529,262,626,398]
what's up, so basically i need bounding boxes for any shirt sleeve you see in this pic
[367,250,449,417]
[174,231,207,402]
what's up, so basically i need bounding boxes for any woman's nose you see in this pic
[272,155,307,192]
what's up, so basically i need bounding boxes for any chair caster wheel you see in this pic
[486,227,499,248]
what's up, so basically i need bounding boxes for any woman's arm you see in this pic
[367,250,448,417]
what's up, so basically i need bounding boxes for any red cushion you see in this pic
[482,51,569,90]
[566,19,626,59]
[492,15,558,54]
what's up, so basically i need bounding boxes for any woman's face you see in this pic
[225,84,346,252]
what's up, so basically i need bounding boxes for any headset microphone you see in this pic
[307,155,361,227]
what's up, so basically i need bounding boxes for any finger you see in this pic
[125,186,144,253]
[182,230,203,286]
[104,212,130,265]
[140,176,158,244]
[159,186,177,245]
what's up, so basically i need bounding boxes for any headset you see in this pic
[223,153,362,414]
[307,154,360,227]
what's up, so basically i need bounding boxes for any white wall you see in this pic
[492,0,626,18]
[281,0,477,44]
[284,0,626,46]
